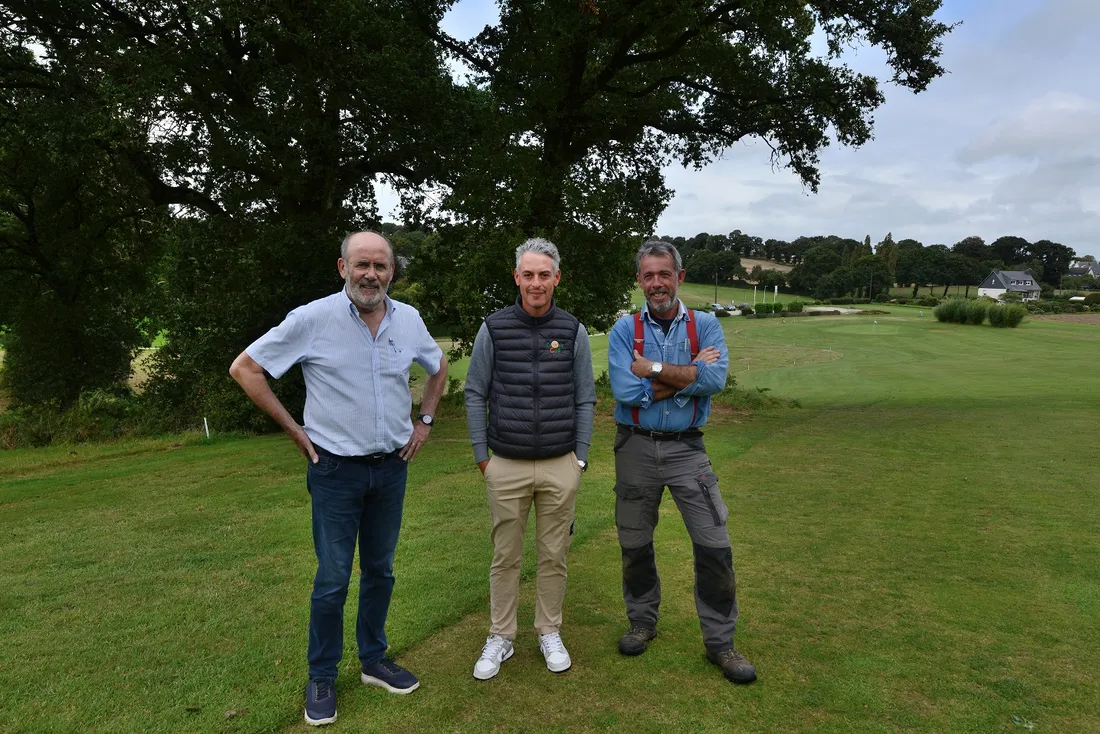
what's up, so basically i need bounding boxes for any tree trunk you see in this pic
[912,283,919,298]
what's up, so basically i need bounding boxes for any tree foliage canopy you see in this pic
[1,0,959,427]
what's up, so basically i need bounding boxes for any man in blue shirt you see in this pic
[230,231,448,725]
[607,239,756,684]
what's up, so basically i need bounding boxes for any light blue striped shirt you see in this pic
[246,290,443,456]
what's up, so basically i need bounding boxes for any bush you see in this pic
[965,299,989,325]
[933,298,967,324]
[988,304,1027,328]
[773,302,784,313]
[917,296,940,307]
[873,293,890,302]
[755,302,774,314]
[1084,292,1100,306]
[786,301,805,313]
[0,389,156,449]
[739,305,754,315]
[896,297,909,304]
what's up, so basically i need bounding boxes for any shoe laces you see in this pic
[626,626,651,638]
[375,657,403,676]
[717,648,745,664]
[481,635,508,659]
[540,633,566,655]
[313,678,334,700]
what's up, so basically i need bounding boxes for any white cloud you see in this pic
[958,92,1100,164]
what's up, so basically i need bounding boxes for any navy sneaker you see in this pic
[304,678,337,726]
[361,657,420,694]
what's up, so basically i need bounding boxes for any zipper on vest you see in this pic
[533,329,541,452]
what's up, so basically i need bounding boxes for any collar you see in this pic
[341,288,394,319]
[512,296,558,326]
[640,299,688,324]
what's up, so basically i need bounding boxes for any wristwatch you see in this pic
[650,362,663,377]
[416,413,434,426]
[577,459,588,472]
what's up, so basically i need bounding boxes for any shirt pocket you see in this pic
[382,339,412,377]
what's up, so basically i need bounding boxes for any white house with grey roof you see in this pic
[1065,260,1100,278]
[977,269,1041,301]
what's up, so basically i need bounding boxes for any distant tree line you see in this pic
[652,231,1080,301]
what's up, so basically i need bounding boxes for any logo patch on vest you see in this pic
[547,339,562,354]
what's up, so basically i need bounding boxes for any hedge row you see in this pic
[934,298,1026,327]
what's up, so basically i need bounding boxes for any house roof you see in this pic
[980,270,1040,293]
[1066,261,1100,277]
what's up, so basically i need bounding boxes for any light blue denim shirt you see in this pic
[608,300,729,431]
[246,290,443,456]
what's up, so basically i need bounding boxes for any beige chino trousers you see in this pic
[484,452,582,639]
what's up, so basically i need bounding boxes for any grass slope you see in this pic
[2,313,1098,733]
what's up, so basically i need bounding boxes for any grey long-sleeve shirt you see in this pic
[464,320,597,464]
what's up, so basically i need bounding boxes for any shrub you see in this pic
[988,304,1027,328]
[988,304,1005,327]
[917,296,940,307]
[773,301,784,313]
[873,293,890,302]
[896,297,909,304]
[786,301,805,313]
[1084,293,1100,306]
[755,302,773,314]
[1003,304,1027,327]
[933,298,967,324]
[739,305,754,315]
[965,299,989,325]
[0,389,159,449]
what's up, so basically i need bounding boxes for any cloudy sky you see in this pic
[384,0,1100,260]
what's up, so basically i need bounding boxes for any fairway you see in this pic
[2,311,1099,733]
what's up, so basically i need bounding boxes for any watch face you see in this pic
[419,414,433,425]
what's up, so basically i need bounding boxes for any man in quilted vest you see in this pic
[464,237,597,680]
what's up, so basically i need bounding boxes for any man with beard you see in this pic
[606,239,757,684]
[230,230,448,725]
[464,237,596,680]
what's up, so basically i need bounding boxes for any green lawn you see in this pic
[633,282,798,311]
[2,312,1099,733]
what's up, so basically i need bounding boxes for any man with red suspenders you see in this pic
[606,239,757,684]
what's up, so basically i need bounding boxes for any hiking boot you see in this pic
[706,648,757,684]
[473,634,514,680]
[304,678,337,726]
[617,626,657,656]
[360,657,420,694]
[538,632,572,673]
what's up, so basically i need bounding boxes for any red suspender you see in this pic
[684,312,700,426]
[631,312,645,425]
[632,311,701,426]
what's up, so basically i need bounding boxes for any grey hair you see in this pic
[636,238,682,273]
[515,237,560,273]
[340,230,395,265]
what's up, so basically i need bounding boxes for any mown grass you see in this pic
[2,312,1099,733]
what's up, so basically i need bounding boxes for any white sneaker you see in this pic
[538,632,572,673]
[473,635,514,680]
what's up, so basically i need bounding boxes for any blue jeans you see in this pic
[306,450,407,680]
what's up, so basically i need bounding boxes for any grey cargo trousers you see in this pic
[613,425,738,651]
